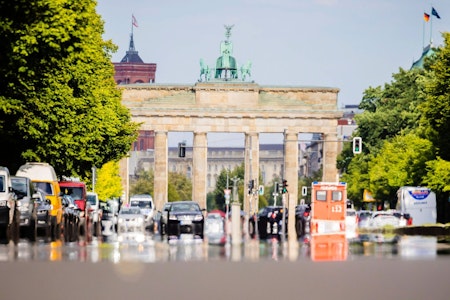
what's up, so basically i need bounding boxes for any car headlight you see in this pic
[169,214,178,220]
[194,215,203,221]
[118,218,124,223]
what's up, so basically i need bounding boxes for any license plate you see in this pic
[181,220,192,225]
[0,200,7,206]
[38,220,46,224]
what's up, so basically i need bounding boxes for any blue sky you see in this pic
[96,0,449,146]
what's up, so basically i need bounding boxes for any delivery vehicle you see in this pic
[16,162,63,240]
[310,182,347,235]
[396,186,437,226]
[59,180,93,237]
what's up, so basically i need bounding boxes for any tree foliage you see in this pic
[0,0,139,181]
[95,161,122,201]
[338,32,450,220]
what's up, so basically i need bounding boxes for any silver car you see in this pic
[117,207,145,233]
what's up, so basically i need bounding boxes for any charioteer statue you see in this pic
[199,25,252,82]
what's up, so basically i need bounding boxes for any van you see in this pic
[129,194,154,230]
[0,166,20,243]
[16,162,63,240]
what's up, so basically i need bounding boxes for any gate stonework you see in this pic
[120,82,342,213]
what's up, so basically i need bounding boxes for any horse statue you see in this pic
[240,61,252,81]
[199,58,211,82]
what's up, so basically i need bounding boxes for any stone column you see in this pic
[284,131,298,241]
[154,131,168,211]
[244,133,259,215]
[192,132,207,209]
[323,132,339,182]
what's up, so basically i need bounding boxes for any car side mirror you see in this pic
[46,199,52,205]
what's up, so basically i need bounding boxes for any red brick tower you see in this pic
[113,32,157,84]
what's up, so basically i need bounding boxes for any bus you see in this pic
[396,186,437,226]
[310,182,347,235]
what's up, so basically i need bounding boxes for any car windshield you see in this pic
[120,207,141,215]
[11,178,27,195]
[87,194,97,205]
[170,202,200,212]
[62,187,84,201]
[130,200,152,209]
[34,182,54,196]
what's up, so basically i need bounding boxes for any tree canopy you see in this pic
[338,32,450,221]
[0,0,139,181]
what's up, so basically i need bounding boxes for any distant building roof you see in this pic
[120,34,144,63]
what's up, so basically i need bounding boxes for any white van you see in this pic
[396,186,437,226]
[16,162,58,181]
[129,194,154,230]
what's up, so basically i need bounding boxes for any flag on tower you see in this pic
[431,7,440,19]
[424,12,430,22]
[132,15,139,27]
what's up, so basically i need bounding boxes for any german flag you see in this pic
[424,12,430,22]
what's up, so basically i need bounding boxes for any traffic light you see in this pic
[248,179,254,195]
[178,142,186,158]
[274,182,280,194]
[301,186,308,196]
[281,180,288,194]
[352,137,362,154]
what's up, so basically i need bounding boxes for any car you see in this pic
[117,206,145,233]
[34,189,52,240]
[11,176,38,242]
[205,210,227,245]
[86,192,102,236]
[129,194,154,231]
[100,200,119,236]
[295,204,311,239]
[159,201,205,239]
[61,195,80,242]
[0,167,20,244]
[356,210,373,229]
[369,211,401,228]
[250,206,287,240]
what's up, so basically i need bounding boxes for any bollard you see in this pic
[231,202,241,246]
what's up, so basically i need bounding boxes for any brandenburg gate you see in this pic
[119,26,342,212]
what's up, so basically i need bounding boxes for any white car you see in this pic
[369,211,401,228]
[118,207,145,233]
[129,194,154,231]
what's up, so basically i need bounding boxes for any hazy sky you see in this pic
[96,0,449,146]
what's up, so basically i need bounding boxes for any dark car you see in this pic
[11,176,38,242]
[34,189,52,240]
[61,195,80,242]
[159,201,205,239]
[295,204,311,239]
[250,206,287,240]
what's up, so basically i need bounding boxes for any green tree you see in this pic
[130,169,154,196]
[0,0,139,179]
[95,161,122,201]
[420,32,450,161]
[167,172,192,202]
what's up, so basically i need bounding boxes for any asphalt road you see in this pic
[1,259,450,300]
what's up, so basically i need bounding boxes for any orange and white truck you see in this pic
[309,182,348,261]
[310,181,347,235]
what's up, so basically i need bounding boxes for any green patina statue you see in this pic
[199,25,252,82]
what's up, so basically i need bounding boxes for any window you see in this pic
[0,176,4,192]
[332,191,342,201]
[316,190,327,201]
